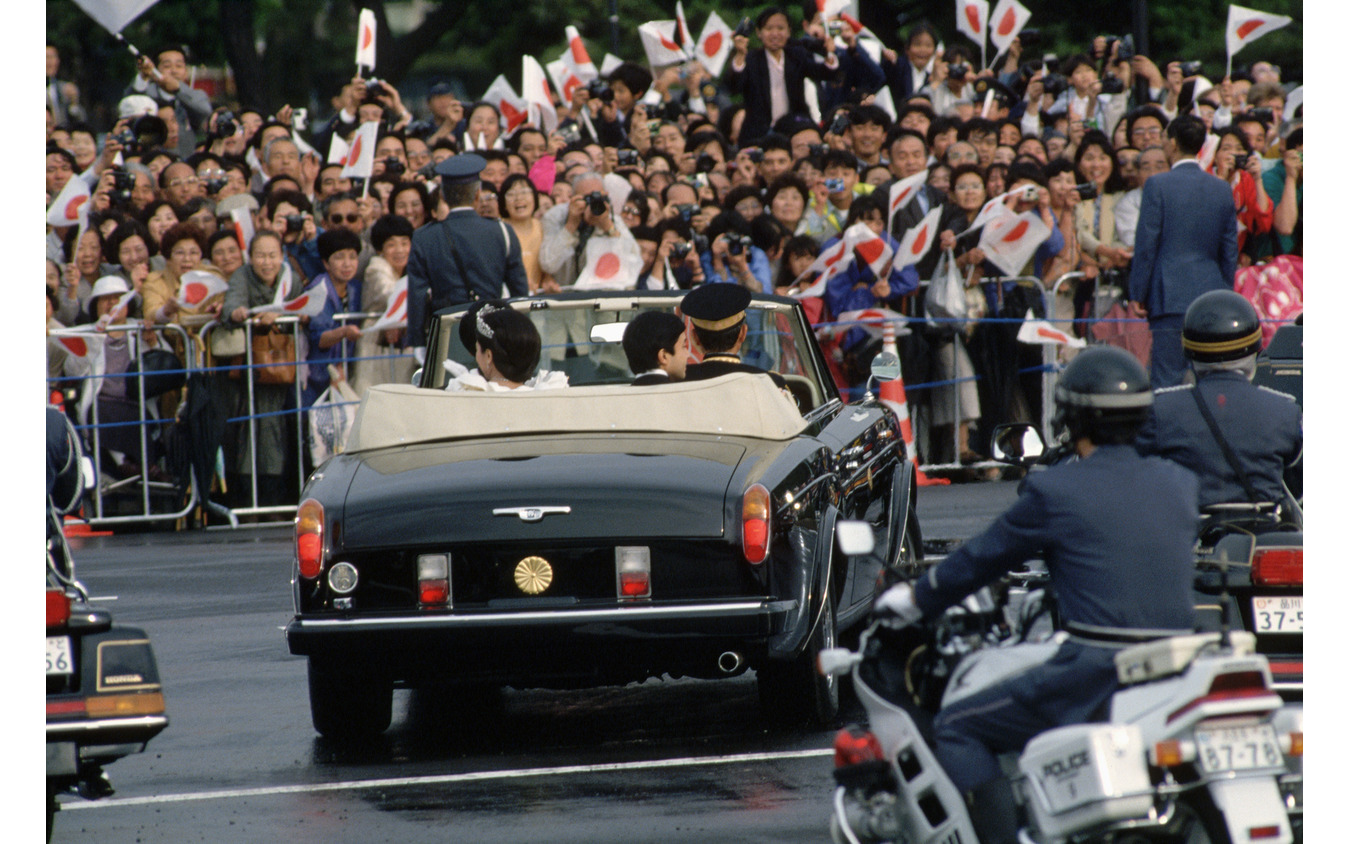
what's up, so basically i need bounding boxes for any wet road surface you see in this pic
[49,480,1018,843]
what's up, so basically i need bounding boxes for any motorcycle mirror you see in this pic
[869,350,901,383]
[990,422,1045,466]
[836,520,876,556]
[410,367,423,386]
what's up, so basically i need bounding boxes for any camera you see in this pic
[111,128,137,148]
[807,143,829,158]
[558,123,582,144]
[283,213,307,232]
[585,191,609,217]
[745,147,763,164]
[109,168,136,206]
[826,20,844,37]
[828,112,851,136]
[292,107,308,132]
[1100,76,1126,95]
[948,63,970,81]
[1179,60,1203,78]
[405,118,438,138]
[824,177,846,193]
[382,157,406,177]
[214,110,238,139]
[1043,53,1060,73]
[1249,107,1274,124]
[725,233,753,256]
[1018,28,1040,48]
[586,79,614,104]
[1113,34,1135,62]
[1232,152,1252,170]
[202,169,227,195]
[1073,183,1098,200]
[1021,185,1039,202]
[617,148,640,166]
[670,241,692,261]
[1041,73,1069,97]
[647,119,663,135]
[1019,59,1043,79]
[733,16,753,38]
[418,162,439,180]
[691,233,710,253]
[675,203,698,222]
[695,152,718,173]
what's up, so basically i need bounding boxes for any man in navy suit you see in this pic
[405,153,529,354]
[725,7,842,147]
[1128,115,1238,389]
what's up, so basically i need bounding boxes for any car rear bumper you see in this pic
[286,598,800,685]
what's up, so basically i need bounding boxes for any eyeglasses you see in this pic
[1131,127,1163,139]
[167,176,199,188]
[169,247,202,260]
[621,206,641,216]
[329,213,362,224]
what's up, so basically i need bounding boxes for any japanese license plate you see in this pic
[1194,724,1282,773]
[1252,596,1303,634]
[46,636,72,676]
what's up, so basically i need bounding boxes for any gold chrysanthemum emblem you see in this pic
[514,556,553,594]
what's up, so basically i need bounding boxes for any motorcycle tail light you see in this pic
[616,546,651,599]
[1248,827,1281,840]
[1167,670,1273,723]
[1150,739,1193,768]
[742,484,771,565]
[47,588,71,629]
[834,725,884,767]
[1284,731,1303,757]
[1251,548,1302,585]
[295,499,325,579]
[417,553,450,607]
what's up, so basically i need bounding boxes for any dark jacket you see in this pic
[725,45,843,146]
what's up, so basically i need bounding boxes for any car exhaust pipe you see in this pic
[717,651,745,675]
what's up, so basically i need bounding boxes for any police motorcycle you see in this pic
[46,408,168,840]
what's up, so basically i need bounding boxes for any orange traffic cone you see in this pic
[876,320,948,487]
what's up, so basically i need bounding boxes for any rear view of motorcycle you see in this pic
[46,408,168,840]
[821,514,1302,844]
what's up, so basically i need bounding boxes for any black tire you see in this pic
[759,590,839,728]
[46,781,57,843]
[307,658,393,739]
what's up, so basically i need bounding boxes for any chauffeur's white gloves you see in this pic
[875,582,923,626]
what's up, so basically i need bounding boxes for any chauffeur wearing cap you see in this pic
[680,284,788,390]
[405,153,529,353]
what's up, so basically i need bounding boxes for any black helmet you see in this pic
[1182,290,1262,362]
[1052,346,1152,444]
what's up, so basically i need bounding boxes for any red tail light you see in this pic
[1252,548,1302,585]
[47,589,71,629]
[742,484,771,564]
[295,499,325,579]
[834,725,884,767]
[1167,670,1273,723]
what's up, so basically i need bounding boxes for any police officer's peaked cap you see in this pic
[434,153,486,183]
[682,284,751,331]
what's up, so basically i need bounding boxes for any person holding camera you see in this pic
[262,189,323,282]
[726,7,842,148]
[1072,130,1132,281]
[125,46,213,157]
[1208,128,1273,259]
[698,213,770,293]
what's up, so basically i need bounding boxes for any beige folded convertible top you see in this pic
[344,373,807,453]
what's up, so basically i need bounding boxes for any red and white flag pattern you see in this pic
[1016,309,1085,348]
[895,206,943,269]
[50,329,105,368]
[790,237,852,299]
[695,12,734,77]
[522,56,559,134]
[1226,4,1293,59]
[327,131,349,165]
[969,191,1016,232]
[955,0,988,46]
[832,308,904,341]
[546,59,582,109]
[339,121,379,179]
[481,75,529,135]
[638,21,689,68]
[886,169,928,233]
[850,226,894,280]
[988,0,1031,53]
[175,270,230,308]
[562,26,599,82]
[364,276,408,334]
[253,288,327,318]
[674,1,695,53]
[978,209,1051,276]
[95,290,138,330]
[46,176,90,229]
[230,207,255,252]
[1196,133,1220,172]
[574,235,643,290]
[355,8,377,71]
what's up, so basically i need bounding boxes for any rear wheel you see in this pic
[307,658,393,739]
[759,590,839,728]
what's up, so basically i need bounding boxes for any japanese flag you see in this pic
[790,237,854,298]
[955,0,988,46]
[482,75,529,135]
[574,235,643,290]
[838,14,883,64]
[547,59,583,109]
[817,0,855,19]
[562,26,598,83]
[46,176,90,229]
[1226,4,1293,59]
[1016,309,1085,347]
[254,288,327,318]
[599,53,624,77]
[50,329,105,368]
[176,270,230,308]
[356,8,377,72]
[674,1,695,53]
[327,131,349,165]
[340,121,379,178]
[522,56,558,134]
[639,21,689,68]
[364,276,407,334]
[803,77,821,123]
[847,223,895,280]
[873,86,897,121]
[970,191,1016,232]
[988,0,1031,54]
[894,206,943,269]
[978,209,1051,276]
[1196,133,1220,172]
[696,11,734,77]
[95,290,138,330]
[886,169,928,233]
[833,308,904,341]
[230,207,255,252]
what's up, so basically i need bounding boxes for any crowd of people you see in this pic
[43,6,1303,507]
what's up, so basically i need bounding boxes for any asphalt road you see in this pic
[47,479,1019,844]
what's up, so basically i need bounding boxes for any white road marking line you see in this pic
[62,748,835,810]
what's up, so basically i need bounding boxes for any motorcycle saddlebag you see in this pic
[1018,723,1153,840]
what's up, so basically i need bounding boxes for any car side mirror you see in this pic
[990,423,1045,466]
[410,367,422,386]
[836,520,876,556]
[869,351,901,383]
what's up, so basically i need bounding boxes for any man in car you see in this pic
[875,347,1199,844]
[680,284,787,390]
[623,311,689,385]
[1136,290,1301,511]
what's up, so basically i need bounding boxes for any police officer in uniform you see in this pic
[405,153,529,354]
[1136,290,1302,512]
[679,284,788,390]
[875,346,1200,844]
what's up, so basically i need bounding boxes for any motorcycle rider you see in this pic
[875,346,1200,844]
[1136,289,1302,513]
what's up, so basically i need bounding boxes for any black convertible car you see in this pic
[284,291,922,737]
